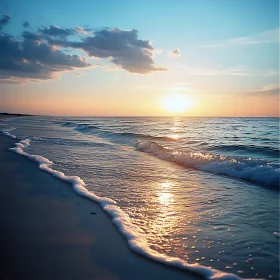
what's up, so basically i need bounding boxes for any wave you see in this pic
[2,131,16,139]
[1,128,17,139]
[56,121,101,129]
[119,132,177,142]
[208,143,279,157]
[56,121,77,127]
[136,141,279,189]
[9,137,242,280]
[75,124,100,131]
[39,137,113,149]
[65,122,177,142]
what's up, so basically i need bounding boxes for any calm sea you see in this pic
[2,116,279,279]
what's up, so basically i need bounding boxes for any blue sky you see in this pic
[0,0,279,116]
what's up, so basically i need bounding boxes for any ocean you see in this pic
[1,116,279,279]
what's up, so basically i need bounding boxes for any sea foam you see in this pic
[136,140,280,189]
[1,127,17,139]
[2,131,17,138]
[8,137,249,280]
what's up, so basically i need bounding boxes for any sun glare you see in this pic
[161,94,194,113]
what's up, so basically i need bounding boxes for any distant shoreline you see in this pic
[0,113,35,117]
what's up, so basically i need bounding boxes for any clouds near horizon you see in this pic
[0,16,166,83]
[242,84,280,96]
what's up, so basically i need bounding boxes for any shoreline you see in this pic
[1,134,201,280]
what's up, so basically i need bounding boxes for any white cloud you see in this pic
[198,28,279,48]
[183,65,278,77]
[242,84,279,96]
[168,48,180,56]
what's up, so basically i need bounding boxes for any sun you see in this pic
[161,94,194,113]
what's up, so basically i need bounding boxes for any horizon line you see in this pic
[1,113,279,118]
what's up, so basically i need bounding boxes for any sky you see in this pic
[0,0,279,117]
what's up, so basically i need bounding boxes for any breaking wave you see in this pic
[136,141,279,189]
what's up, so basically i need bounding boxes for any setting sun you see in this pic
[161,94,194,113]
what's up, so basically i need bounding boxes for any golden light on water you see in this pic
[150,181,179,238]
[158,182,174,205]
[161,94,195,113]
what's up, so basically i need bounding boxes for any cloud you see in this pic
[74,27,92,35]
[172,48,180,56]
[0,14,10,29]
[23,21,29,28]
[39,25,75,37]
[63,28,166,73]
[184,65,278,77]
[198,28,279,48]
[242,84,279,96]
[0,19,166,83]
[26,28,167,74]
[75,73,84,76]
[0,33,90,82]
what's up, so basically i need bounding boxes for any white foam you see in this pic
[1,127,17,139]
[9,138,248,280]
[2,131,17,138]
[136,141,279,189]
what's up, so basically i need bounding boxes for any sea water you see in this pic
[1,116,279,279]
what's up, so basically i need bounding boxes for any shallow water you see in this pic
[2,116,279,279]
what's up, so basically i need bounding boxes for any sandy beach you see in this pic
[0,134,201,280]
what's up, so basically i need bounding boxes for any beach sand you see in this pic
[0,134,201,280]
